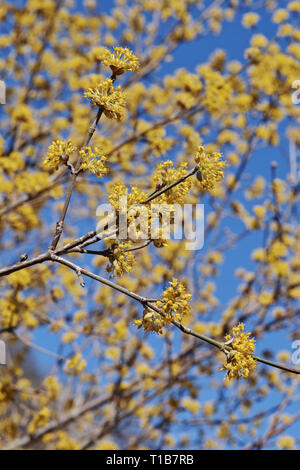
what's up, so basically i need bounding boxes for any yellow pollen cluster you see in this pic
[288,1,300,12]
[108,183,147,211]
[135,278,192,334]
[64,353,86,375]
[43,140,76,170]
[98,46,139,75]
[27,407,51,434]
[79,147,107,178]
[220,323,256,381]
[106,241,135,278]
[84,79,126,120]
[152,161,191,205]
[43,140,107,177]
[107,183,149,241]
[242,12,260,28]
[194,146,226,190]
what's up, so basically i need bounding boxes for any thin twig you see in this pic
[49,254,300,376]
[15,333,65,362]
[143,166,198,204]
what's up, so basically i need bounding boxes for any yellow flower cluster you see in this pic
[106,241,135,278]
[135,279,192,334]
[199,68,232,115]
[42,376,61,404]
[158,278,192,321]
[277,435,296,450]
[252,239,290,279]
[43,140,76,170]
[43,140,107,177]
[242,12,260,28]
[84,79,126,120]
[0,375,13,405]
[107,173,192,250]
[0,292,41,330]
[79,147,107,177]
[42,430,80,450]
[107,183,149,243]
[108,183,147,211]
[194,146,225,190]
[151,161,191,205]
[141,124,174,157]
[164,69,202,110]
[64,353,86,375]
[11,104,35,132]
[27,407,51,434]
[272,9,289,24]
[288,1,300,12]
[220,323,256,380]
[106,158,205,257]
[8,205,39,232]
[98,46,139,75]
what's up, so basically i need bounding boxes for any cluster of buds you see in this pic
[194,146,226,190]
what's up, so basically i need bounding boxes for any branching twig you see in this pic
[15,332,65,362]
[48,254,300,376]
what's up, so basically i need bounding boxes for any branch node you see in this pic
[76,268,85,288]
[19,253,28,262]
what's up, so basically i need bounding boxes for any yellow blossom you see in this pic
[277,435,296,450]
[98,46,139,74]
[97,440,119,450]
[151,160,191,205]
[272,9,289,23]
[220,323,256,380]
[84,79,126,120]
[27,407,51,434]
[106,241,135,277]
[56,431,80,450]
[258,291,274,306]
[194,146,225,190]
[136,278,191,334]
[79,147,107,177]
[182,397,200,414]
[43,140,76,171]
[65,353,86,375]
[288,1,300,12]
[251,34,268,48]
[62,331,77,343]
[242,12,260,28]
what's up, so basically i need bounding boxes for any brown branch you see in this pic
[73,165,199,251]
[143,166,198,204]
[49,107,104,252]
[0,252,50,278]
[49,255,300,376]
